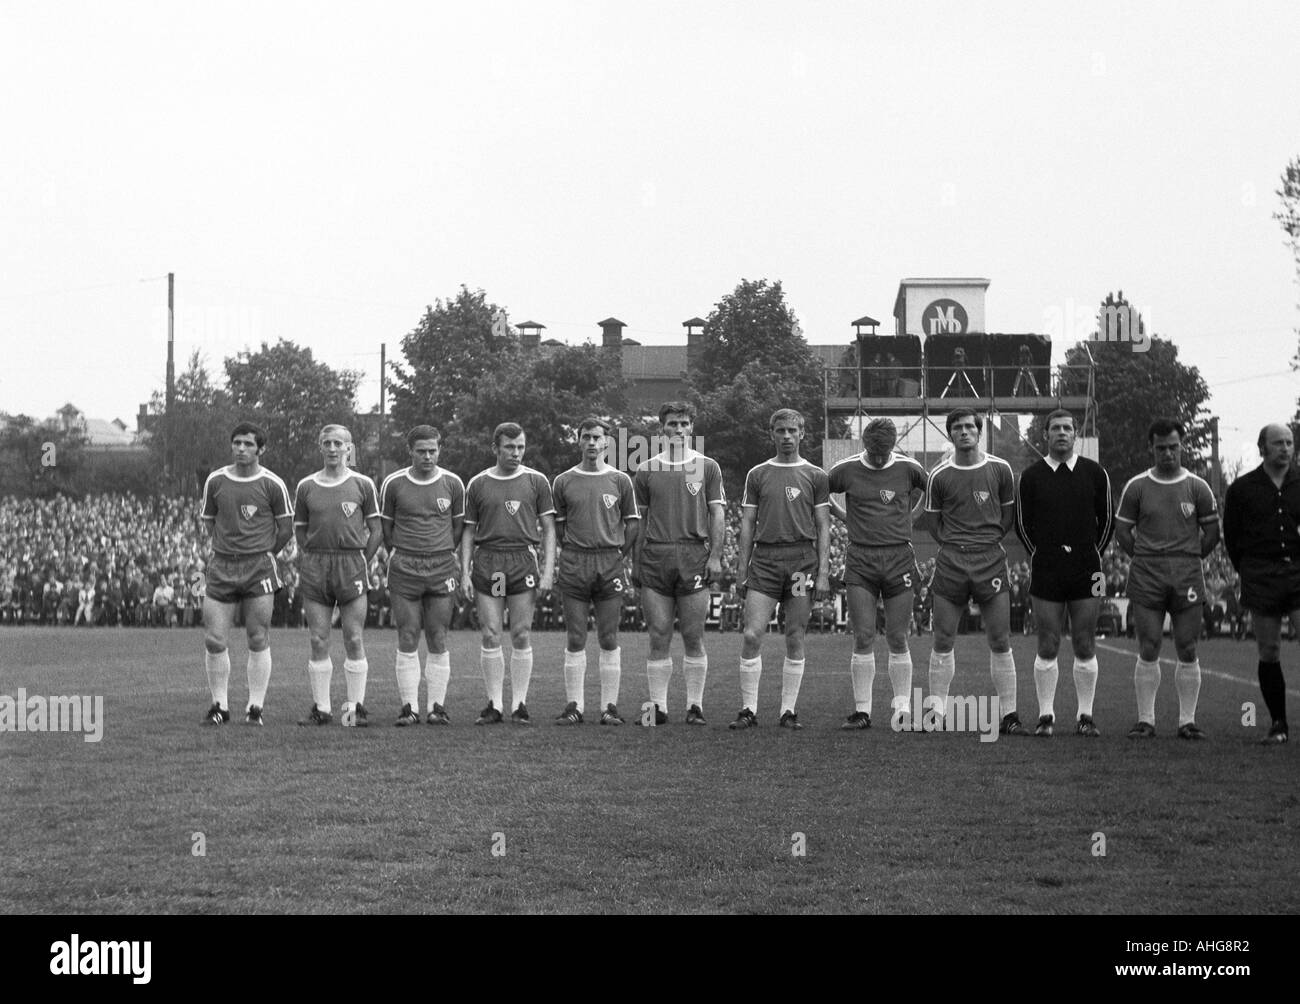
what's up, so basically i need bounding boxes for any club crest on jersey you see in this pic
[686,481,701,496]
[437,497,450,514]
[240,505,257,520]
[974,490,991,505]
[340,502,358,517]
[1180,502,1195,517]
[785,486,801,501]
[879,489,896,503]
[505,500,520,515]
[602,493,617,509]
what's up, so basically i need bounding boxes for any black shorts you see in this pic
[929,545,1010,606]
[299,550,369,607]
[844,543,919,599]
[387,549,459,601]
[1126,555,1205,613]
[557,547,626,602]
[1238,557,1300,617]
[746,543,818,602]
[637,541,711,597]
[205,552,283,604]
[1029,545,1103,604]
[471,548,540,597]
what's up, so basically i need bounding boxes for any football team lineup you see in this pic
[193,406,1296,746]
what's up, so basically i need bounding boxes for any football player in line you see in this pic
[199,422,294,725]
[550,417,640,725]
[922,407,1024,734]
[828,417,927,730]
[294,425,382,726]
[1115,418,1219,740]
[461,423,556,725]
[631,401,726,725]
[1014,409,1114,737]
[380,426,465,726]
[729,408,830,730]
[1223,423,1299,745]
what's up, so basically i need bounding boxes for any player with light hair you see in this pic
[828,417,927,729]
[729,408,830,730]
[199,421,294,725]
[294,424,382,726]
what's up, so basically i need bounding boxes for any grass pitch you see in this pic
[0,625,1295,914]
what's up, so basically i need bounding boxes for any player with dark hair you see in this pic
[828,417,927,729]
[294,424,382,727]
[1115,417,1220,739]
[632,401,726,724]
[551,417,640,725]
[729,408,830,730]
[1223,422,1298,744]
[199,422,294,725]
[1015,409,1114,736]
[461,422,556,725]
[923,407,1023,734]
[380,425,465,726]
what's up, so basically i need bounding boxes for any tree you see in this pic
[1273,155,1300,421]
[223,339,361,484]
[449,343,632,477]
[388,286,518,443]
[0,414,88,499]
[686,278,844,490]
[1058,294,1213,485]
[147,350,238,496]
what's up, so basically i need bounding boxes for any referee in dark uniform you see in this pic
[1223,423,1299,744]
[1015,409,1114,737]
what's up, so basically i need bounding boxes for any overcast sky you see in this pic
[3,1,1298,467]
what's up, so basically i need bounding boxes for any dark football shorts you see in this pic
[929,545,1010,606]
[745,542,818,602]
[637,540,710,597]
[844,542,919,599]
[1125,555,1205,613]
[557,546,626,602]
[299,549,370,607]
[1236,557,1300,617]
[205,552,283,604]
[1029,545,1104,604]
[387,549,459,601]
[471,547,540,597]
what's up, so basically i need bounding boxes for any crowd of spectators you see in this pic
[0,493,1269,639]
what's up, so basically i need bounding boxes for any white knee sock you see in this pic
[888,651,913,711]
[1175,660,1201,726]
[739,655,762,712]
[247,648,272,710]
[991,650,1017,716]
[928,649,955,718]
[1073,655,1098,718]
[781,657,804,715]
[395,649,421,708]
[1135,658,1161,725]
[598,647,621,709]
[205,649,231,709]
[481,646,505,710]
[563,649,586,713]
[510,646,533,708]
[308,657,333,713]
[683,654,707,710]
[1033,655,1058,720]
[342,657,366,710]
[851,652,876,714]
[647,658,673,712]
[424,650,450,710]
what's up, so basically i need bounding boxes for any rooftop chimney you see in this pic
[599,317,626,350]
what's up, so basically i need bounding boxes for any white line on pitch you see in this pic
[1096,640,1300,699]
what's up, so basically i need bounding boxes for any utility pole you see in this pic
[1209,415,1222,498]
[166,272,175,489]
